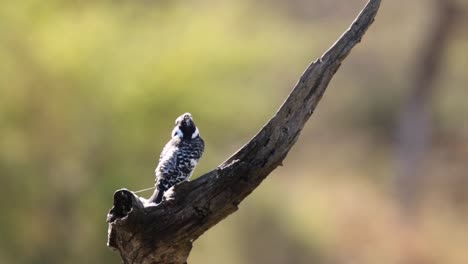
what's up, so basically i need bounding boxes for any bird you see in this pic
[149,113,204,204]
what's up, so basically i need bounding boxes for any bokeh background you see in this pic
[1,0,468,263]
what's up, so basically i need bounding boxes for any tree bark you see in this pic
[106,1,381,263]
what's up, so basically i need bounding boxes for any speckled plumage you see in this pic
[151,113,204,204]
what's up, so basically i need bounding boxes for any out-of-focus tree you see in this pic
[395,0,460,216]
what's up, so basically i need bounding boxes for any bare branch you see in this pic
[107,1,381,263]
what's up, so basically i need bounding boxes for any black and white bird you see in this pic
[149,113,204,204]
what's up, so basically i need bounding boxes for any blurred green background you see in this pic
[1,0,468,263]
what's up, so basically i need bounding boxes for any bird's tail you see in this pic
[149,188,165,204]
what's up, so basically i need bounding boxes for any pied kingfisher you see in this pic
[149,113,204,204]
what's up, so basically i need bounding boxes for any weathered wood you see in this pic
[106,1,381,263]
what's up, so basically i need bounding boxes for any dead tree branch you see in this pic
[106,1,381,263]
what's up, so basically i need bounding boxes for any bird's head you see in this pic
[172,113,200,140]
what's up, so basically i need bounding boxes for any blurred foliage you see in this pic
[0,0,467,263]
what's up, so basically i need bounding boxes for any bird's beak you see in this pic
[183,115,192,124]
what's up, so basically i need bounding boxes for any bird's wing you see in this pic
[155,139,179,180]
